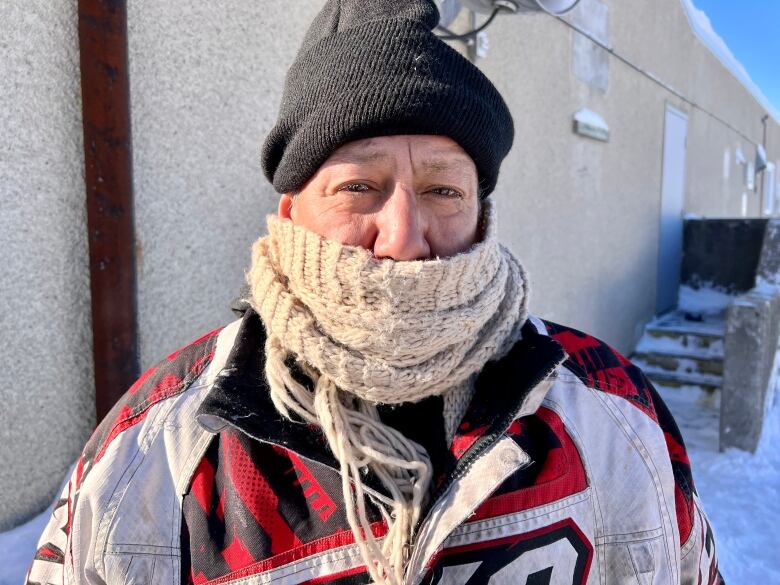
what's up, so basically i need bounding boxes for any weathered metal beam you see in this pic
[78,0,139,422]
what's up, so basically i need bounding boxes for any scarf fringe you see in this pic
[265,339,429,584]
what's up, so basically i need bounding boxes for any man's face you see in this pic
[277,135,480,260]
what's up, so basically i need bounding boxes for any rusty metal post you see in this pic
[78,0,139,422]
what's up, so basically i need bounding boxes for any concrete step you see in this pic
[633,357,722,390]
[646,309,726,338]
[632,309,727,393]
[645,371,722,392]
[632,351,723,376]
[635,328,725,360]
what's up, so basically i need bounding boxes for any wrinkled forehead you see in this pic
[320,135,478,176]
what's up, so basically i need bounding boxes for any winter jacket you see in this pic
[27,308,723,584]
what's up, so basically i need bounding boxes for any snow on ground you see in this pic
[635,326,724,359]
[678,284,735,315]
[0,500,53,585]
[2,394,780,584]
[656,383,780,583]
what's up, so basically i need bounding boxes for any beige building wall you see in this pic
[478,0,779,351]
[127,1,322,370]
[2,0,778,530]
[0,2,93,530]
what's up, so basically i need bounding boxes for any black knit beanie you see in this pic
[261,0,514,197]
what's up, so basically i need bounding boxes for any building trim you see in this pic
[78,0,140,421]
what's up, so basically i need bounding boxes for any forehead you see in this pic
[324,135,476,171]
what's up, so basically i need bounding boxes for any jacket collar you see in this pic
[196,307,566,487]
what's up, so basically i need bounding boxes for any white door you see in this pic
[656,105,688,314]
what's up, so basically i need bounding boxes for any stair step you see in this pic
[647,310,726,337]
[633,308,729,392]
[636,329,725,359]
[645,371,722,392]
[632,352,723,376]
[634,357,722,389]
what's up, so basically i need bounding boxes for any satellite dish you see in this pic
[461,0,580,15]
[434,0,463,27]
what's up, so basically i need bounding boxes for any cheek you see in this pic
[327,221,375,248]
[428,209,480,257]
[293,204,375,248]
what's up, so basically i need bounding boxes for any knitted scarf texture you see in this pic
[246,201,529,584]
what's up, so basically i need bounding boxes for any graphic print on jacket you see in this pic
[25,327,222,584]
[26,310,722,585]
[542,320,697,547]
[180,310,569,584]
[424,519,593,585]
[180,407,586,585]
[419,405,593,585]
[543,320,722,584]
[181,429,387,584]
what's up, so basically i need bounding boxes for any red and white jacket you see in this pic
[27,308,723,584]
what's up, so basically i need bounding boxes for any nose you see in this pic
[372,185,430,261]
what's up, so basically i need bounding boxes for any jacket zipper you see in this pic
[405,358,563,583]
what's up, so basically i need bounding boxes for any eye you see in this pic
[337,182,372,193]
[429,186,463,199]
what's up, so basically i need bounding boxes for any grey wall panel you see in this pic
[127,1,321,369]
[0,1,93,529]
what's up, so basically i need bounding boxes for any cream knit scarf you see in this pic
[246,201,529,584]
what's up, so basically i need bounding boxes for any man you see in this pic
[28,0,722,583]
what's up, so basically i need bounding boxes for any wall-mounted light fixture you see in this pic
[573,108,610,142]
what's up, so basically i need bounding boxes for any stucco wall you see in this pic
[478,4,665,351]
[477,0,779,351]
[682,32,769,218]
[0,2,92,530]
[612,0,775,219]
[127,1,322,369]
